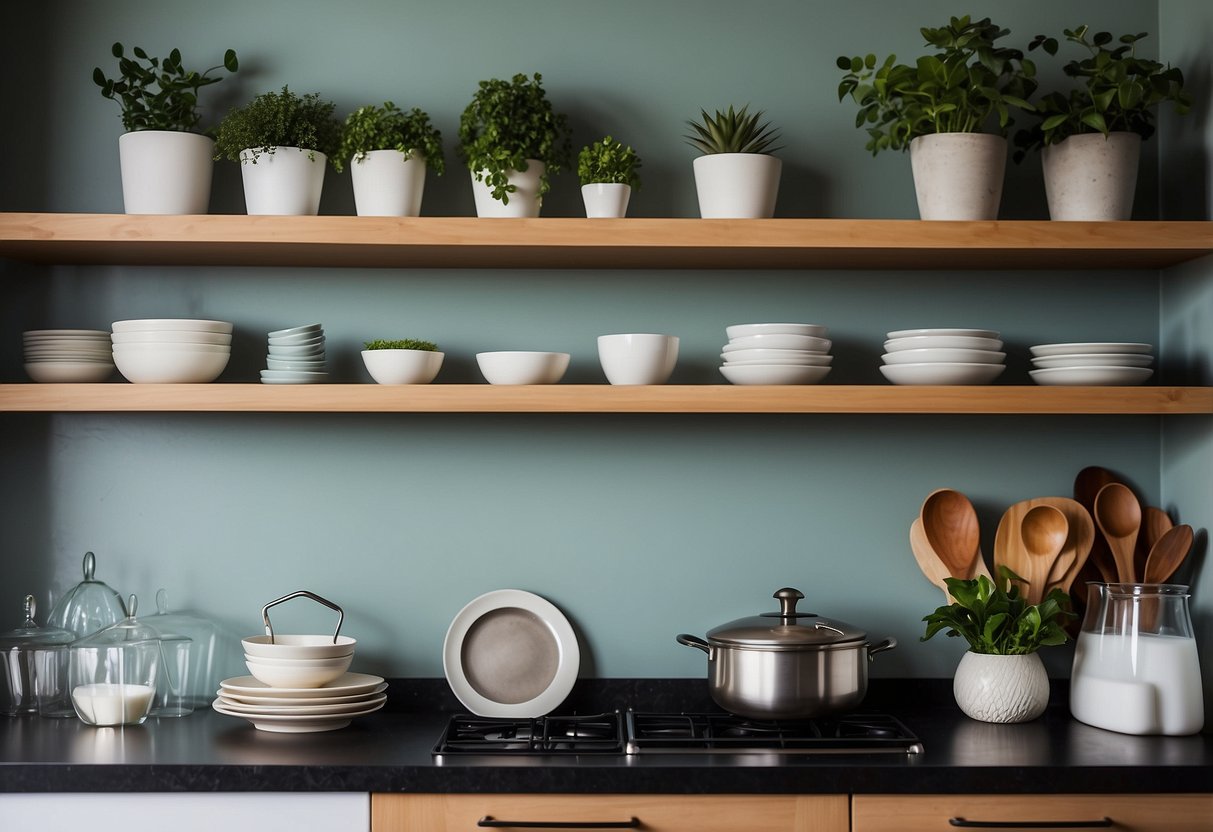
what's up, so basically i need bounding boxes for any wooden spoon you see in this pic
[921,488,989,581]
[1143,524,1194,584]
[1020,505,1068,605]
[993,499,1035,595]
[1137,506,1174,578]
[910,517,954,603]
[1093,482,1143,583]
[1074,466,1118,583]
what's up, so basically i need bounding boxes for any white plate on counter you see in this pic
[215,692,387,716]
[219,672,385,699]
[1030,367,1154,386]
[218,681,387,707]
[212,697,384,733]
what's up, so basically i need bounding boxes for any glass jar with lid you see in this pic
[69,594,160,726]
[0,596,75,716]
[47,551,127,639]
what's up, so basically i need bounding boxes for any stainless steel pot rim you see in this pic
[703,634,869,651]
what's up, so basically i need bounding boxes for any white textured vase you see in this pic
[909,133,1007,220]
[581,183,631,218]
[239,146,326,216]
[349,149,427,217]
[693,153,781,218]
[119,130,215,214]
[470,160,544,218]
[1041,132,1142,221]
[953,651,1049,724]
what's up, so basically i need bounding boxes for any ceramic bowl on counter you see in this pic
[477,351,569,385]
[242,634,357,660]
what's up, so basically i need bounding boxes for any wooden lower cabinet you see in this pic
[372,794,848,831]
[852,794,1213,831]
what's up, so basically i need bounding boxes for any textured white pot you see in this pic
[1041,132,1142,221]
[692,153,781,218]
[349,150,427,217]
[470,160,544,218]
[909,133,1007,221]
[953,651,1049,724]
[239,146,326,216]
[118,130,215,214]
[581,183,631,218]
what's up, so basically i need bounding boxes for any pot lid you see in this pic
[0,595,75,650]
[705,588,867,649]
[45,551,127,639]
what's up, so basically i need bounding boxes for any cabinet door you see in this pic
[373,794,847,832]
[852,794,1213,831]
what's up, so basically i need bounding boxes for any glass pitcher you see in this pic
[1070,582,1204,736]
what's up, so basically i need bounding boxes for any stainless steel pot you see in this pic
[677,587,896,719]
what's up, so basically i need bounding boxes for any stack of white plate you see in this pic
[213,672,387,733]
[1029,342,1155,386]
[718,323,832,385]
[880,328,1006,385]
[111,319,233,383]
[23,329,114,382]
[262,324,327,384]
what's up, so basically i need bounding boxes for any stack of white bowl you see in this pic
[110,319,233,383]
[719,323,833,385]
[880,328,1006,385]
[262,324,327,384]
[1029,342,1155,386]
[23,329,115,382]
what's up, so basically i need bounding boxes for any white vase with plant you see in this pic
[686,105,781,219]
[577,136,641,218]
[335,102,444,217]
[361,339,444,385]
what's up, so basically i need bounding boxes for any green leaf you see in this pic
[1081,111,1109,134]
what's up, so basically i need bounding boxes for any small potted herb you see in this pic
[685,105,782,218]
[334,102,445,217]
[577,136,641,218]
[361,339,443,385]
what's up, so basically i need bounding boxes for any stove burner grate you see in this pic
[434,712,625,755]
[625,711,923,755]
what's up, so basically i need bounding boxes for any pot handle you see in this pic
[867,637,897,660]
[676,633,711,654]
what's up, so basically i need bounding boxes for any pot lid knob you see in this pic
[773,587,804,619]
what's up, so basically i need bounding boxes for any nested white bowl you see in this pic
[886,328,999,340]
[362,349,444,384]
[1030,366,1154,386]
[721,348,833,365]
[1028,342,1153,358]
[25,362,115,383]
[244,656,351,688]
[267,332,325,346]
[243,635,357,660]
[268,344,326,357]
[477,351,569,385]
[883,335,1004,352]
[725,323,829,339]
[112,342,231,354]
[268,323,323,339]
[243,654,353,669]
[111,330,232,346]
[1031,353,1154,369]
[112,319,234,334]
[881,348,1006,365]
[880,362,1005,385]
[112,346,230,383]
[24,329,110,338]
[266,357,327,371]
[719,364,832,385]
[725,333,832,352]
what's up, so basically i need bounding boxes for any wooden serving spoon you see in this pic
[1094,482,1143,583]
[1137,506,1174,579]
[921,488,990,581]
[1144,524,1194,584]
[1074,466,1118,582]
[910,517,954,603]
[1020,505,1068,605]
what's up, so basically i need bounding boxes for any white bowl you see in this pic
[24,329,110,338]
[243,654,353,668]
[881,348,1006,365]
[719,364,832,385]
[725,323,829,339]
[267,332,325,347]
[477,351,569,385]
[597,334,679,385]
[721,349,833,365]
[113,347,230,383]
[1029,342,1153,358]
[112,319,234,334]
[112,341,231,354]
[25,362,115,383]
[242,635,358,660]
[266,357,327,371]
[268,324,323,339]
[725,333,832,352]
[879,362,1006,385]
[362,349,444,384]
[1030,367,1154,386]
[886,328,999,340]
[883,335,1004,352]
[111,330,232,346]
[268,344,326,357]
[244,656,352,688]
[1031,353,1154,369]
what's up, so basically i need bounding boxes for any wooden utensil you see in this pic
[1034,497,1096,595]
[1144,524,1194,584]
[1094,482,1142,583]
[1020,505,1068,605]
[921,488,990,581]
[1138,506,1174,579]
[1073,466,1119,584]
[993,499,1036,597]
[910,517,954,603]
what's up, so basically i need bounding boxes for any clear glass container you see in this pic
[0,596,75,716]
[46,551,127,639]
[145,588,242,713]
[68,595,160,726]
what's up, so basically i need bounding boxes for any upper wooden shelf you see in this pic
[1,213,1210,270]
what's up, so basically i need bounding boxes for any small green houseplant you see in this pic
[94,42,239,133]
[335,102,444,217]
[685,105,783,218]
[363,339,438,352]
[361,339,443,385]
[577,136,641,218]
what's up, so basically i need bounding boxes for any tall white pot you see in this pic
[953,651,1049,724]
[349,149,427,217]
[1041,132,1142,221]
[470,160,545,218]
[118,130,215,214]
[581,183,631,218]
[239,146,327,216]
[909,133,1007,221]
[692,153,781,218]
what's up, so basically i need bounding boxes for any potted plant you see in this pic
[577,136,641,218]
[457,73,571,218]
[837,16,1037,220]
[93,42,238,214]
[361,339,443,385]
[334,102,444,217]
[922,570,1074,724]
[1013,27,1191,221]
[685,105,782,219]
[214,86,341,216]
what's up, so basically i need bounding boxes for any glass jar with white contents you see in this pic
[68,595,160,726]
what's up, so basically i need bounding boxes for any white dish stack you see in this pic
[718,323,833,385]
[262,324,327,384]
[880,328,1006,385]
[1029,342,1155,386]
[110,319,233,383]
[23,329,115,382]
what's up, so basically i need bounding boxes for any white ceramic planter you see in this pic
[361,349,444,384]
[909,133,1007,221]
[239,146,327,216]
[953,651,1049,724]
[470,160,545,218]
[581,183,631,218]
[349,150,427,217]
[118,130,215,215]
[692,153,781,218]
[1041,132,1142,221]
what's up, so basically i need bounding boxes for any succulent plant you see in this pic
[684,105,782,155]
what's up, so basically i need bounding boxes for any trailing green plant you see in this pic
[213,86,341,165]
[457,72,572,203]
[333,102,444,174]
[577,136,642,188]
[684,105,781,155]
[93,42,238,133]
[363,339,438,352]
[921,568,1074,655]
[836,15,1037,155]
[1012,26,1190,160]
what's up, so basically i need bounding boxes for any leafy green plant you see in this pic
[837,16,1037,155]
[213,86,341,165]
[457,72,572,203]
[363,339,438,352]
[577,136,642,188]
[333,102,444,175]
[921,568,1074,655]
[684,105,782,155]
[1013,26,1190,160]
[93,42,238,133]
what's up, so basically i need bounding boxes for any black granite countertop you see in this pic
[1,679,1209,794]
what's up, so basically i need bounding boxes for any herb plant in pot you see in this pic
[577,136,641,218]
[458,73,571,218]
[214,87,341,216]
[837,16,1037,220]
[334,102,444,217]
[361,339,443,385]
[94,42,238,214]
[685,106,782,219]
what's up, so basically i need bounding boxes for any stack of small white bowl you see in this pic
[262,324,327,384]
[719,323,832,385]
[880,328,1006,385]
[1029,342,1154,386]
[23,329,115,382]
[110,319,233,383]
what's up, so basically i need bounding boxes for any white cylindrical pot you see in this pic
[953,651,1049,724]
[692,153,781,218]
[118,130,215,214]
[350,149,427,217]
[1041,132,1142,221]
[239,146,327,216]
[909,133,1007,221]
[470,160,545,218]
[581,183,632,218]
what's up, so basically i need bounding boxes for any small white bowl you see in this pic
[268,324,323,339]
[112,319,234,334]
[268,344,326,357]
[886,328,999,340]
[243,654,353,668]
[362,349,444,384]
[25,362,115,383]
[883,335,1004,352]
[242,635,358,660]
[721,348,833,365]
[111,331,232,346]
[113,348,230,383]
[725,334,832,352]
[266,357,327,371]
[267,332,325,347]
[880,362,1006,385]
[881,348,1006,365]
[244,656,352,688]
[719,364,832,385]
[1031,353,1154,369]
[597,334,679,385]
[725,323,829,339]
[1028,342,1153,358]
[477,351,570,385]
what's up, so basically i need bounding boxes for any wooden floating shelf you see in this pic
[1,213,1211,270]
[1,384,1209,414]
